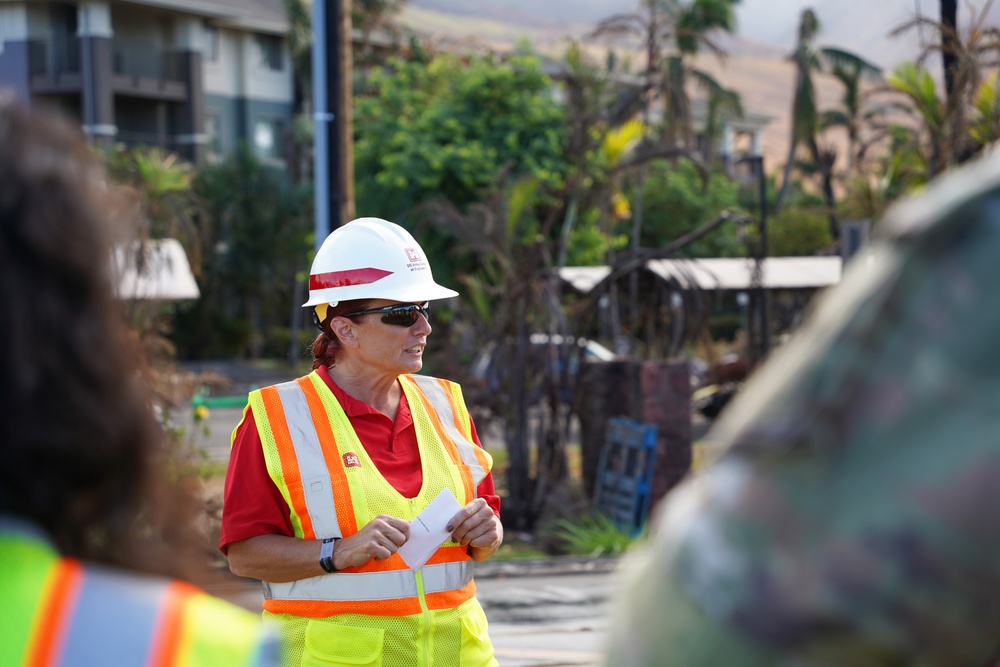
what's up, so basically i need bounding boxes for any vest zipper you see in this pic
[412,497,433,666]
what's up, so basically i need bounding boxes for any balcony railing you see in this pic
[27,37,81,78]
[113,45,184,82]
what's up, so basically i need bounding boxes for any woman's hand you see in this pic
[335,514,410,569]
[448,498,503,561]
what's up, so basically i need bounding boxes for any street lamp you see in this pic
[734,154,769,366]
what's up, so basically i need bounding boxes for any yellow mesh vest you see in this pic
[249,372,497,667]
[2,528,274,667]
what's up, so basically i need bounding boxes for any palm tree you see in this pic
[592,0,741,150]
[893,0,1000,166]
[775,8,821,214]
[818,48,882,172]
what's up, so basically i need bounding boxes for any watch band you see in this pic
[319,537,338,573]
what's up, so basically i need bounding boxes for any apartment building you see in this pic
[0,0,293,163]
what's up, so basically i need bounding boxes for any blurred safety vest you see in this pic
[246,371,497,667]
[2,524,277,667]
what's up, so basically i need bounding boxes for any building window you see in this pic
[204,23,219,62]
[256,34,283,71]
[205,109,223,158]
[254,117,284,160]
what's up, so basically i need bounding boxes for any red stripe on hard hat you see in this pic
[310,267,393,290]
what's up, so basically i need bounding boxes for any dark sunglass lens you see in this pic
[380,304,428,327]
[381,306,418,327]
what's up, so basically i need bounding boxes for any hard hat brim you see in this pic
[302,281,459,308]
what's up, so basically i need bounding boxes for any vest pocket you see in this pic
[302,619,384,667]
[460,601,497,667]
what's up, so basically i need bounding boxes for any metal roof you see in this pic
[559,256,843,293]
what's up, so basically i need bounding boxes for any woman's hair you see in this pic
[311,299,374,369]
[0,93,201,579]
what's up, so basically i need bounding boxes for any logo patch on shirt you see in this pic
[343,452,361,468]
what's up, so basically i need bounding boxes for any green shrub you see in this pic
[547,512,639,557]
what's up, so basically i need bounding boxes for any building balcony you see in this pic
[112,45,187,100]
[27,37,188,101]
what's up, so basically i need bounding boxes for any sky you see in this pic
[734,0,999,67]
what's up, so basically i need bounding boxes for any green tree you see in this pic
[637,160,744,257]
[767,207,833,256]
[354,52,568,220]
[172,148,312,359]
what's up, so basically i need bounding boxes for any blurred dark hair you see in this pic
[0,92,200,578]
[311,299,374,369]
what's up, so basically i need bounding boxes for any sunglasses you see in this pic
[342,302,430,327]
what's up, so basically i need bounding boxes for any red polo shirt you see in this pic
[219,366,500,554]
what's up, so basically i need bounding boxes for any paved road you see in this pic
[476,564,616,667]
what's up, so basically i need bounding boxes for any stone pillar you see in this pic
[577,358,693,506]
[639,360,692,503]
[78,1,115,143]
[0,6,32,104]
[576,360,641,499]
[173,18,205,162]
[750,129,762,157]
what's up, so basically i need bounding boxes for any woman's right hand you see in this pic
[335,515,410,569]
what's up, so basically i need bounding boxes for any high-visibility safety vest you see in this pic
[1,524,277,667]
[246,371,498,667]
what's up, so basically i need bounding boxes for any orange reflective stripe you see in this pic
[260,385,315,540]
[263,597,423,618]
[340,553,407,573]
[425,581,477,611]
[436,378,492,470]
[336,548,466,573]
[425,546,471,566]
[24,559,84,667]
[298,376,359,536]
[146,581,197,667]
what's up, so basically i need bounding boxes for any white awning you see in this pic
[115,238,200,300]
[559,256,842,293]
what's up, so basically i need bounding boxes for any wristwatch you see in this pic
[319,537,338,573]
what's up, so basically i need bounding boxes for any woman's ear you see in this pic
[329,317,360,348]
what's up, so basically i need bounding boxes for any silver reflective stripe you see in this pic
[408,375,487,488]
[267,569,417,601]
[423,560,474,594]
[58,565,165,666]
[275,381,341,539]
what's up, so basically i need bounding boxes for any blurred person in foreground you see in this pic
[221,217,502,666]
[0,92,277,667]
[605,149,1000,667]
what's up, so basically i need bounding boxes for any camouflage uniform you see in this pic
[605,153,1000,667]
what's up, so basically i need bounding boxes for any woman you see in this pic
[0,92,276,666]
[221,217,503,666]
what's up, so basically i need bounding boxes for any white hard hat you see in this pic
[303,217,459,309]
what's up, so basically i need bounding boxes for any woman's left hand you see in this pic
[448,498,503,561]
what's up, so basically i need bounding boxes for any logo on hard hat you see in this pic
[405,248,422,262]
[343,452,361,468]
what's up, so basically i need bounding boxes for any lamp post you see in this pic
[735,154,769,366]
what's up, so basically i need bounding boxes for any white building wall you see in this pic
[239,32,291,103]
[203,28,243,97]
[0,5,29,52]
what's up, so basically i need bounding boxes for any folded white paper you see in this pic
[398,487,463,571]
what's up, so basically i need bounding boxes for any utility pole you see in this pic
[311,0,355,250]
